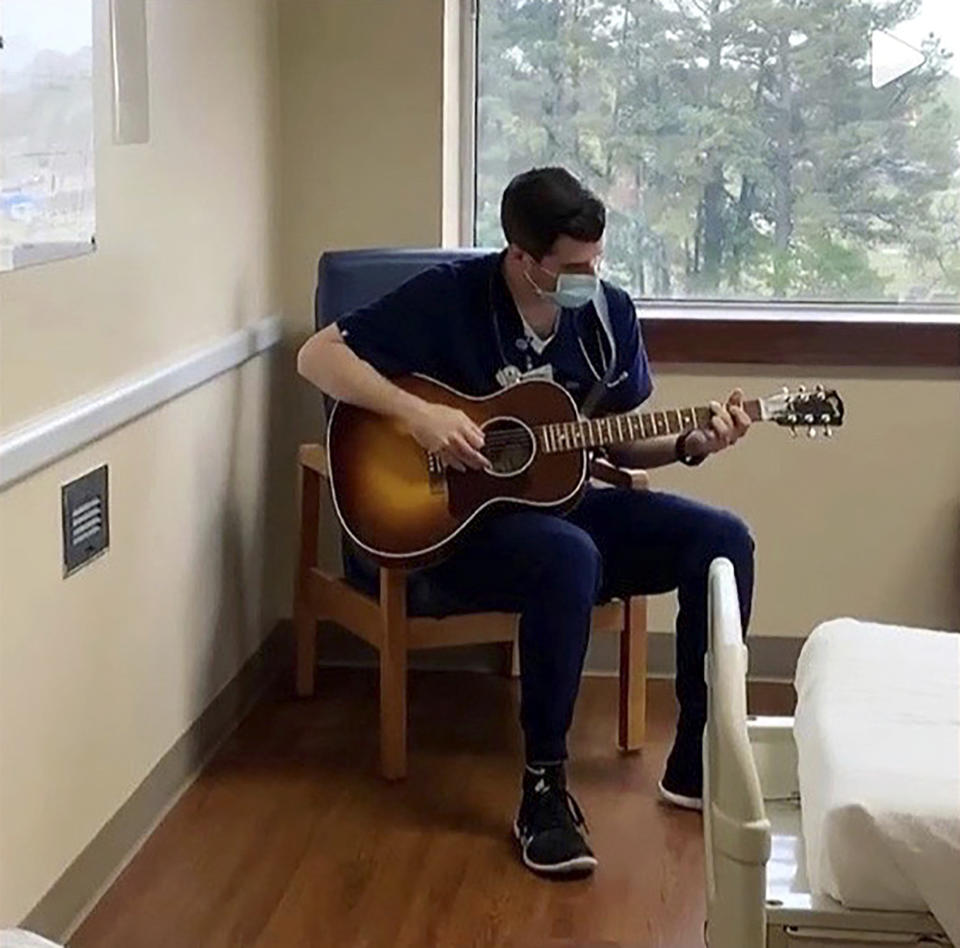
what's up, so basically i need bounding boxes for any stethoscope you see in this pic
[489,268,630,392]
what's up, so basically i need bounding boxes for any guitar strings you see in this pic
[434,397,814,454]
[476,403,757,448]
[476,427,697,451]
[478,423,688,445]
[477,415,704,446]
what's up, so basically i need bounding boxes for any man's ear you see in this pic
[506,243,529,266]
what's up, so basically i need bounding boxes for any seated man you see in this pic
[298,167,754,877]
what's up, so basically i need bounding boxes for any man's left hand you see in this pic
[684,388,752,459]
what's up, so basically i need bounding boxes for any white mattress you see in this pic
[0,933,64,948]
[794,618,960,944]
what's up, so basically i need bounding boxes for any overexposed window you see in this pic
[474,0,960,308]
[0,0,96,271]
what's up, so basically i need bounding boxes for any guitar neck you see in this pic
[537,400,762,454]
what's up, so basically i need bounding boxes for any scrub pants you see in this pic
[420,486,755,763]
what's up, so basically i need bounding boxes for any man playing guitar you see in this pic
[298,167,754,877]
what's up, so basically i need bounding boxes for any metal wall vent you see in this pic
[62,465,109,576]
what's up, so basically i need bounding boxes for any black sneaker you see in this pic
[658,729,704,811]
[513,764,598,876]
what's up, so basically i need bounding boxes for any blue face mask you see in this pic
[525,263,599,309]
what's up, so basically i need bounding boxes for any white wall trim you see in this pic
[0,316,283,492]
[455,0,477,246]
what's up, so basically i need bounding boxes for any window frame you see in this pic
[460,0,960,367]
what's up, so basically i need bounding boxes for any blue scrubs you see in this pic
[338,251,651,412]
[338,252,753,764]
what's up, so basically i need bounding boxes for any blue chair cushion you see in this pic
[315,247,492,330]
[315,247,499,618]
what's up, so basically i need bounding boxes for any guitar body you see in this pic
[327,375,587,567]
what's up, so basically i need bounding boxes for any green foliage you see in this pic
[476,0,960,302]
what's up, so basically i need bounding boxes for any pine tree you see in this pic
[476,0,960,302]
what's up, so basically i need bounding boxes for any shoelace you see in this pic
[531,779,590,836]
[563,788,589,834]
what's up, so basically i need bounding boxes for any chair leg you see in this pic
[379,567,408,780]
[294,464,321,698]
[294,606,317,698]
[498,640,516,678]
[618,595,648,752]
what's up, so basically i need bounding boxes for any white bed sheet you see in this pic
[794,618,960,944]
[0,933,64,948]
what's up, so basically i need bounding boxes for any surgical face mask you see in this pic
[524,261,599,309]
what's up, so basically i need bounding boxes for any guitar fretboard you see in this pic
[536,400,761,454]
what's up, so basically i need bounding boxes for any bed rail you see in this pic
[704,557,771,948]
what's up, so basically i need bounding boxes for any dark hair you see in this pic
[500,167,605,260]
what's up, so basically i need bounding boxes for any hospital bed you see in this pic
[703,558,958,948]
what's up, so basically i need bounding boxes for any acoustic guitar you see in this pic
[327,375,844,567]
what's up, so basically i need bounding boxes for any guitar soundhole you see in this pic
[482,417,536,477]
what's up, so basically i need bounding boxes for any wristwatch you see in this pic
[675,431,706,467]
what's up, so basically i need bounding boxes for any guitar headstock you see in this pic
[761,385,845,438]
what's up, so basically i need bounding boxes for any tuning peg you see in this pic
[791,426,798,438]
[823,426,832,438]
[816,384,825,395]
[808,427,817,438]
[804,414,815,424]
[798,384,807,393]
[782,386,790,395]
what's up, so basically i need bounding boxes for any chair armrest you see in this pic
[299,443,330,479]
[590,457,649,491]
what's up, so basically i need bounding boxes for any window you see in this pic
[473,0,960,314]
[0,0,96,272]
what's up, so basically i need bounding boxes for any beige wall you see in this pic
[279,0,445,338]
[0,0,280,924]
[646,366,960,637]
[276,0,448,593]
[278,0,960,640]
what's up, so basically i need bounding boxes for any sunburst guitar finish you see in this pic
[326,375,844,568]
[327,376,585,567]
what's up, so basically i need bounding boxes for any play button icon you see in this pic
[871,30,927,88]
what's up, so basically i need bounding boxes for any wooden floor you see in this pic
[73,669,793,948]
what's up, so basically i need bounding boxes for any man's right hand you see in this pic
[406,401,490,472]
[297,326,489,472]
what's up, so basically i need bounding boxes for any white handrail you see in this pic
[0,317,281,491]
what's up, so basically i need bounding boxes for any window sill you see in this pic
[638,304,960,367]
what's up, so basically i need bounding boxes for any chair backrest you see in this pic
[314,247,492,589]
[314,247,493,330]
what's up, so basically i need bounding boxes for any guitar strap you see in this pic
[579,285,617,423]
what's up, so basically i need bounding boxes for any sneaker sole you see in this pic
[512,821,598,876]
[657,780,703,811]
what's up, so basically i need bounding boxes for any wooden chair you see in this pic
[294,443,648,780]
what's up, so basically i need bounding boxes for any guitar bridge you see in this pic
[426,452,446,493]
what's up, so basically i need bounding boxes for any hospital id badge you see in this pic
[495,363,554,388]
[520,364,554,382]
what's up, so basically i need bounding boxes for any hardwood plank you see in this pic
[72,672,794,948]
